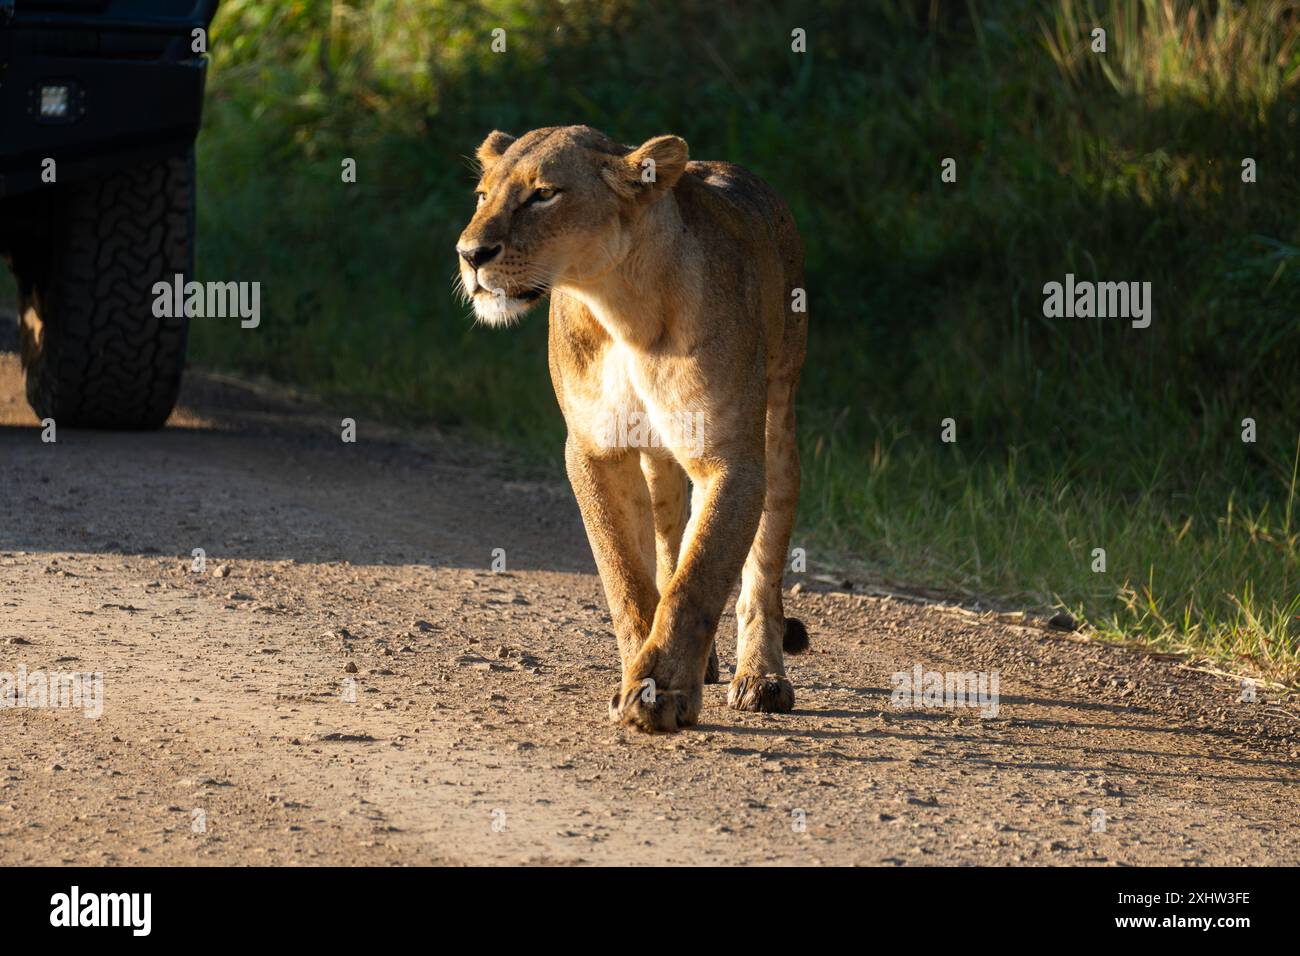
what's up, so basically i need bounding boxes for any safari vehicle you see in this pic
[0,0,218,428]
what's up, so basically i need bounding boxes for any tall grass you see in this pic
[1044,0,1300,111]
[176,1,1300,682]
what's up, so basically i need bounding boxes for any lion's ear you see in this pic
[603,135,689,203]
[476,130,517,171]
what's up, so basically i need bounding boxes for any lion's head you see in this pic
[455,125,689,327]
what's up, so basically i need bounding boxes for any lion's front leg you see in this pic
[610,459,764,732]
[564,439,659,670]
[640,456,721,683]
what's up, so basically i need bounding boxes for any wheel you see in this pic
[10,150,195,429]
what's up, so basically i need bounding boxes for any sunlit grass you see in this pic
[801,427,1300,684]
[1043,0,1300,113]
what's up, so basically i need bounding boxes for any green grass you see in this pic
[802,425,1300,679]
[15,0,1300,682]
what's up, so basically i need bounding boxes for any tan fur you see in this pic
[456,126,807,732]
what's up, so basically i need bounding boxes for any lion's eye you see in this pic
[528,187,559,205]
[475,192,487,206]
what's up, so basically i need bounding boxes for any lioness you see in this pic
[456,125,808,732]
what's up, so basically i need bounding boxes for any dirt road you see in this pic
[1,337,1297,866]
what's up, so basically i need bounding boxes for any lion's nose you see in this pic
[458,243,502,269]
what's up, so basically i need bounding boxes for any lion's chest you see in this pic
[569,342,704,462]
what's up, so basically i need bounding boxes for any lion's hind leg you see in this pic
[728,383,804,713]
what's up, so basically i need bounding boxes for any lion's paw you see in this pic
[727,673,794,713]
[609,680,699,733]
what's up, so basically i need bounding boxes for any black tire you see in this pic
[11,150,195,429]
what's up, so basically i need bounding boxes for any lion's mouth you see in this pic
[474,282,548,304]
[469,283,549,327]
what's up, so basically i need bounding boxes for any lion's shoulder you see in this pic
[677,161,803,277]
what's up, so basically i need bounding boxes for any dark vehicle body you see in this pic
[0,0,219,428]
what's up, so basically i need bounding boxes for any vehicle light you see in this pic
[39,85,71,119]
